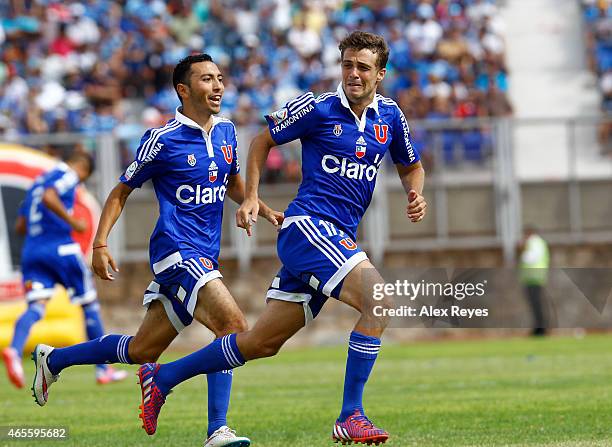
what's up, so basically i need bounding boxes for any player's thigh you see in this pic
[192,278,247,337]
[129,300,178,363]
[237,299,305,360]
[339,259,387,313]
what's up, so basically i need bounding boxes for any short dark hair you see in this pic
[338,31,389,70]
[67,151,95,175]
[172,53,214,104]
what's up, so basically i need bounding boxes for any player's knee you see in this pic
[29,301,47,319]
[231,315,248,333]
[128,341,162,364]
[256,340,282,358]
[211,315,248,337]
[240,332,282,359]
[361,292,394,322]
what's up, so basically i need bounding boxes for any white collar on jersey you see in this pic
[174,107,221,133]
[336,83,379,132]
[175,107,219,158]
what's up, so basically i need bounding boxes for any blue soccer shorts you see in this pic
[142,254,222,332]
[266,216,368,323]
[22,242,97,305]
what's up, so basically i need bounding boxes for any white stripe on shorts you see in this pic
[304,219,347,263]
[295,220,343,268]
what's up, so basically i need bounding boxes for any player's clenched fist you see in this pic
[92,246,119,281]
[236,197,259,237]
[407,189,426,222]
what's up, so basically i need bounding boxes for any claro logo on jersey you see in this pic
[321,155,379,181]
[176,184,226,204]
[269,104,315,135]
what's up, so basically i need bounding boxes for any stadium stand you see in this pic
[0,0,511,176]
[582,0,612,153]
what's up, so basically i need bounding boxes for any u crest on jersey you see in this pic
[221,145,233,164]
[333,124,343,136]
[187,154,196,166]
[373,124,389,144]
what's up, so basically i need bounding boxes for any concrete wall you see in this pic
[122,180,612,255]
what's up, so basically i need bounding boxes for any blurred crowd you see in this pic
[582,0,612,153]
[0,0,511,177]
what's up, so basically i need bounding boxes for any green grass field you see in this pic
[1,334,612,447]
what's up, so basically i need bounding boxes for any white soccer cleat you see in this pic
[203,426,251,447]
[2,347,25,388]
[31,344,59,407]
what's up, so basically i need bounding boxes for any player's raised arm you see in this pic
[92,182,133,280]
[396,162,426,222]
[236,127,277,236]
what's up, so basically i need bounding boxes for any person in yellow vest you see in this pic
[518,226,550,336]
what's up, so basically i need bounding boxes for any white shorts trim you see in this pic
[26,288,56,301]
[280,215,310,230]
[153,251,183,274]
[322,251,368,297]
[186,270,223,315]
[142,281,186,333]
[57,243,81,256]
[266,289,314,324]
[71,290,98,306]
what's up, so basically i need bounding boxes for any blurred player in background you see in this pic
[2,151,127,389]
[31,54,282,447]
[136,31,426,445]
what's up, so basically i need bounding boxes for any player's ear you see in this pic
[377,67,386,83]
[177,83,189,102]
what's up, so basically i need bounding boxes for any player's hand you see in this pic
[236,197,259,237]
[261,208,285,231]
[92,246,120,281]
[70,217,88,233]
[407,189,426,222]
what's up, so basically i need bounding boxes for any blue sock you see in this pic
[207,370,233,437]
[155,334,244,396]
[339,331,381,421]
[82,302,108,371]
[11,303,45,354]
[47,334,133,375]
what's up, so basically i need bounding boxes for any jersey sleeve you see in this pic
[265,92,321,145]
[120,129,166,188]
[229,124,240,176]
[389,105,420,166]
[51,169,79,196]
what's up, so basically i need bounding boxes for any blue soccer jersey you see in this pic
[20,162,80,246]
[19,162,96,303]
[120,108,240,277]
[265,83,420,239]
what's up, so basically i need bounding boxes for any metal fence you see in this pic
[5,115,612,271]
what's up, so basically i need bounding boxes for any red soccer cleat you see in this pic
[137,363,166,435]
[332,410,389,445]
[3,347,24,388]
